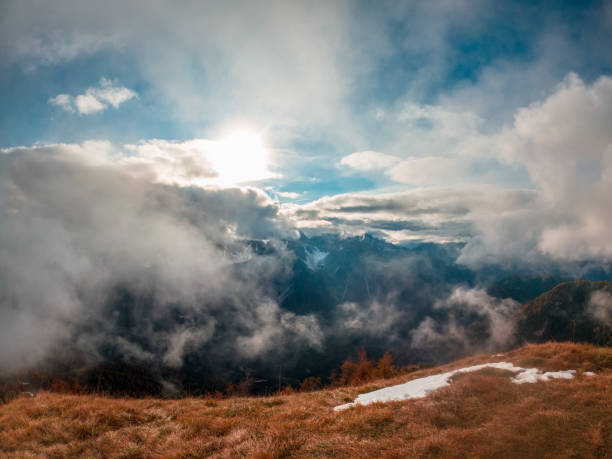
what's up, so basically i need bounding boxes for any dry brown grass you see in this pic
[1,342,610,458]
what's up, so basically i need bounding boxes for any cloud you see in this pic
[123,136,277,187]
[0,142,299,372]
[487,74,612,261]
[391,74,612,265]
[297,74,612,264]
[163,324,216,368]
[283,186,535,245]
[588,290,612,323]
[303,246,328,271]
[276,191,301,199]
[410,317,463,349]
[339,98,524,188]
[0,0,389,147]
[4,0,612,157]
[120,139,219,186]
[397,101,482,138]
[10,32,120,66]
[236,301,322,358]
[4,134,278,190]
[340,151,400,171]
[387,157,467,186]
[411,287,519,352]
[74,93,107,114]
[416,74,612,263]
[439,288,519,348]
[49,77,137,114]
[336,300,403,338]
[48,93,74,112]
[1,140,117,166]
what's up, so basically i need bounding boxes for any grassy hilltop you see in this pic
[1,342,610,458]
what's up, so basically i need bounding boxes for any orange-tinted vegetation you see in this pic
[0,342,610,458]
[329,350,419,387]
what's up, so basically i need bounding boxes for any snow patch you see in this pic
[334,362,588,411]
[304,246,328,271]
[511,368,575,384]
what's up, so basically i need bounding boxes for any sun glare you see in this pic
[209,129,275,185]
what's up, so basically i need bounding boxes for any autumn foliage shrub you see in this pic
[225,377,255,397]
[0,380,21,404]
[330,349,417,386]
[299,376,322,392]
[50,378,85,395]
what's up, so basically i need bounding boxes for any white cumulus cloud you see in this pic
[49,77,137,114]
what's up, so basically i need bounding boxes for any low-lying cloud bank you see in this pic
[0,144,307,376]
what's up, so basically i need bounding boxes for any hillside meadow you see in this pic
[0,342,610,458]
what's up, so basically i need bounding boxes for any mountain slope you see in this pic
[517,280,612,346]
[1,342,610,458]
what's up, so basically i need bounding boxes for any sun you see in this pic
[208,128,276,185]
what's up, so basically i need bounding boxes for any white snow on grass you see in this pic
[334,362,589,411]
[511,368,575,384]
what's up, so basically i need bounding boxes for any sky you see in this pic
[2,0,612,255]
[1,0,612,374]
